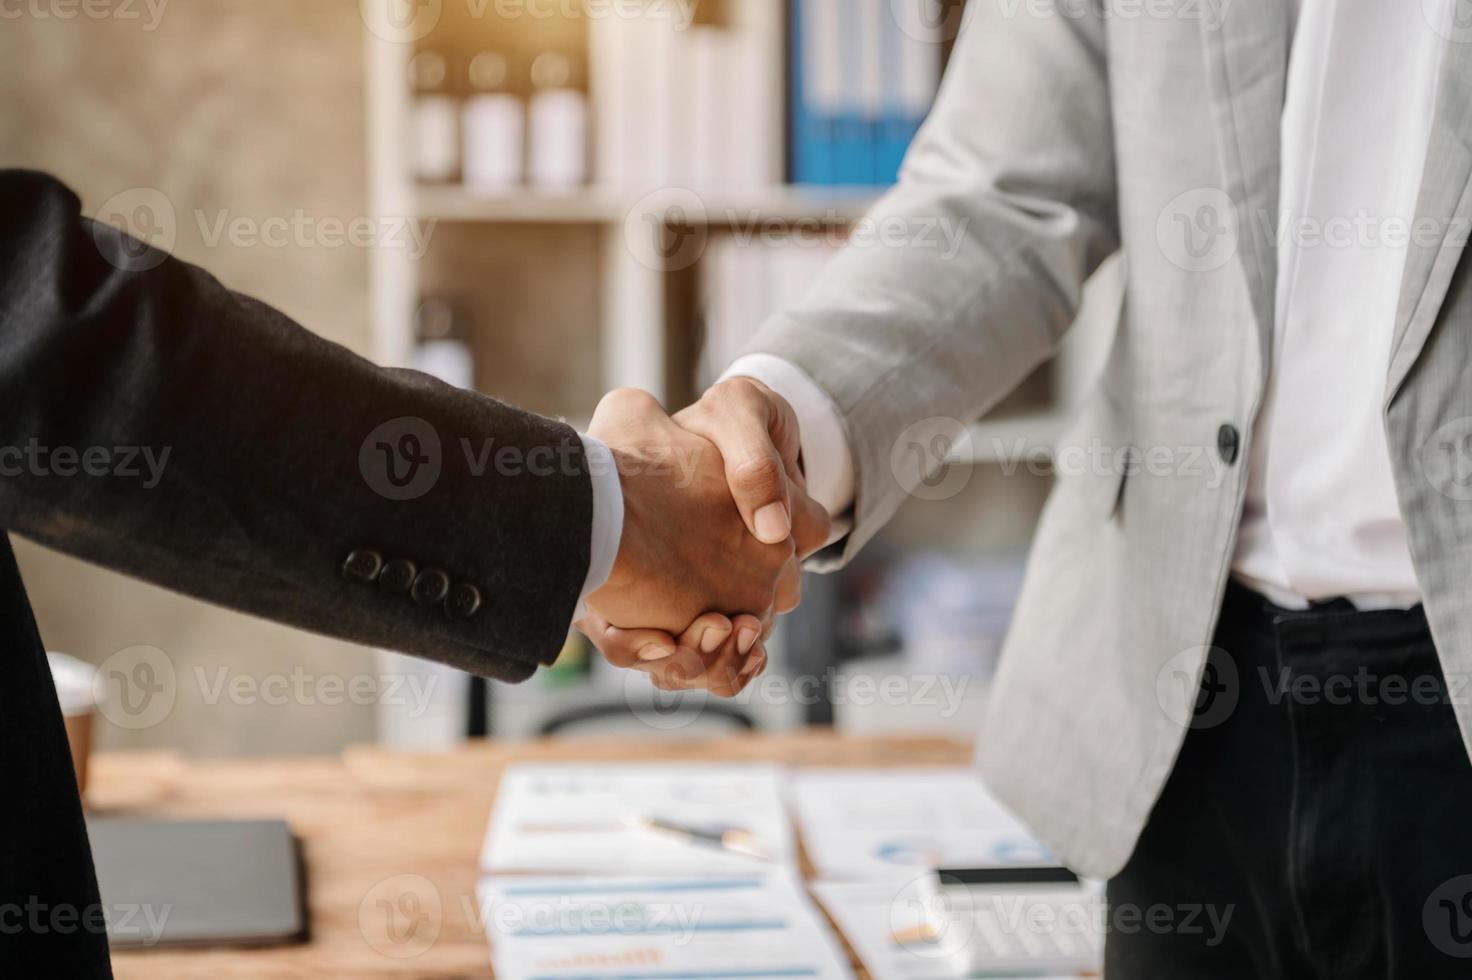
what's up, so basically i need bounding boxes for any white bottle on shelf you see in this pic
[527,52,589,191]
[462,51,524,194]
[411,297,474,390]
[409,51,459,184]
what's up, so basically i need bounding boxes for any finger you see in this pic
[644,615,732,694]
[651,618,758,697]
[727,612,771,694]
[724,609,776,646]
[750,609,776,643]
[737,644,768,688]
[728,613,767,697]
[700,612,768,698]
[774,559,803,615]
[731,614,764,657]
[727,444,792,545]
[754,385,830,555]
[680,381,793,544]
[577,609,678,670]
[789,486,832,559]
[761,381,807,491]
[700,639,753,698]
[642,645,710,687]
[675,613,734,655]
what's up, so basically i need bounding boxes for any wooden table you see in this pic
[92,732,972,979]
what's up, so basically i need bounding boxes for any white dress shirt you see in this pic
[722,0,1451,610]
[576,434,623,616]
[1231,0,1447,609]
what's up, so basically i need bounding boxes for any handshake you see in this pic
[575,378,831,698]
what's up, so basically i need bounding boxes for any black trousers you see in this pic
[0,537,111,976]
[1107,582,1472,977]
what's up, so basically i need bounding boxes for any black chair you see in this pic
[537,701,756,738]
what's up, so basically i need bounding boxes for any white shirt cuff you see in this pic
[576,433,624,621]
[721,354,856,519]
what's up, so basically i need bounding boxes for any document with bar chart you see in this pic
[481,764,797,876]
[477,873,853,980]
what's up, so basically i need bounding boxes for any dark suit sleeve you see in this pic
[0,170,593,681]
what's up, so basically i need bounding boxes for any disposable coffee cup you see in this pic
[48,652,98,796]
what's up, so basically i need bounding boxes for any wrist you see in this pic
[591,444,649,600]
[577,433,625,605]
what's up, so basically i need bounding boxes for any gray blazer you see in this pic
[746,0,1472,877]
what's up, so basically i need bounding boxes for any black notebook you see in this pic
[87,817,307,949]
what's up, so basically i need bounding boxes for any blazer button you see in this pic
[445,582,483,621]
[411,568,451,606]
[1217,424,1241,466]
[341,548,384,584]
[378,559,417,595]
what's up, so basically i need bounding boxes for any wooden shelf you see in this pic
[362,17,1125,747]
[416,185,624,223]
[414,184,883,225]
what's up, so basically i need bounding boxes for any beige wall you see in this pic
[1,1,383,755]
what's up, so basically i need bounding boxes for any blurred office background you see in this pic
[2,0,1118,757]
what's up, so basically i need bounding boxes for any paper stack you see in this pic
[792,768,1102,980]
[478,764,853,980]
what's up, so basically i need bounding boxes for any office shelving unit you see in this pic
[363,5,1121,742]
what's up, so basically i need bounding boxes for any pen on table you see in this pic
[625,816,771,861]
[891,922,945,945]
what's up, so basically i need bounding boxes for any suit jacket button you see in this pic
[1217,424,1241,466]
[445,582,482,621]
[411,568,451,606]
[342,548,384,583]
[379,559,417,595]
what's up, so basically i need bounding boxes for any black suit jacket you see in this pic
[0,170,595,974]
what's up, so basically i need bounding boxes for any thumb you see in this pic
[678,379,795,545]
[576,609,680,669]
[789,486,833,559]
[728,447,792,545]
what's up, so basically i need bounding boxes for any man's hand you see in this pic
[580,384,829,696]
[577,608,769,698]
[674,377,832,562]
[585,388,797,635]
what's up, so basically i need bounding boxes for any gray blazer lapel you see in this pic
[1387,34,1472,404]
[1197,0,1288,365]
